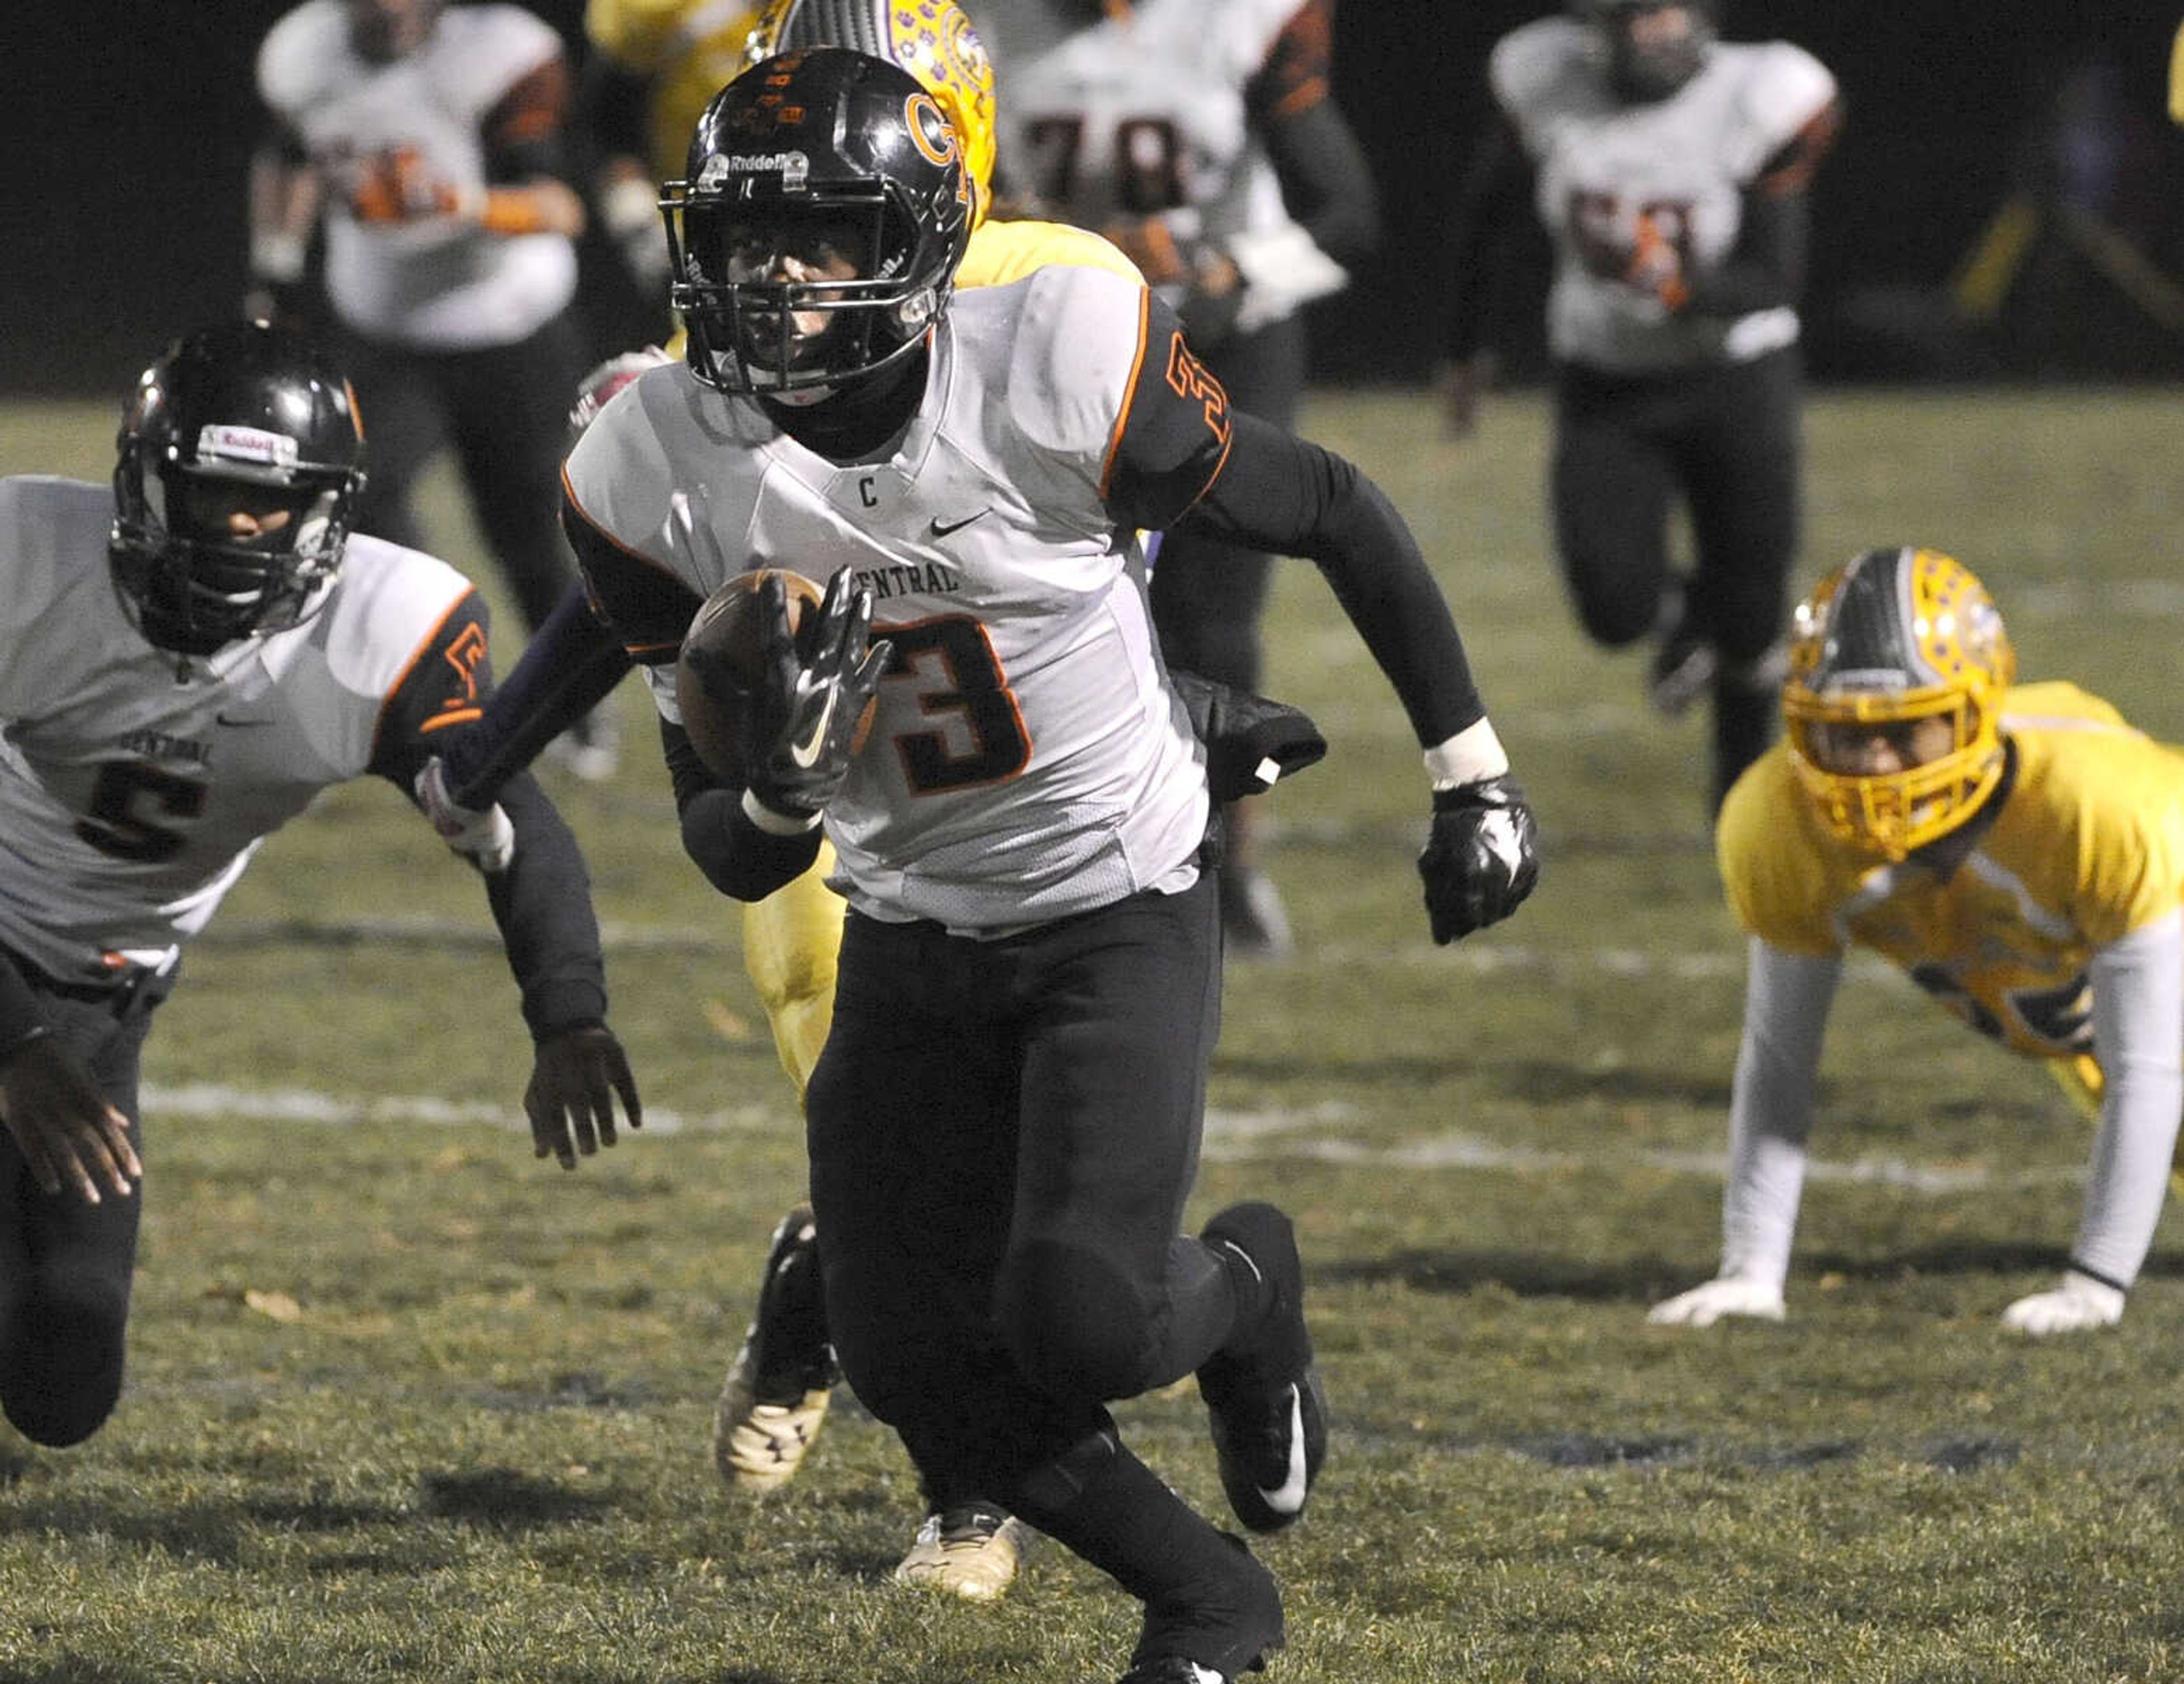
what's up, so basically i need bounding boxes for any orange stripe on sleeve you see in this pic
[1099,289,1155,500]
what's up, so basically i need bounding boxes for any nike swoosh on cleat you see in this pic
[1255,1383,1309,1515]
[928,509,991,539]
[788,689,839,769]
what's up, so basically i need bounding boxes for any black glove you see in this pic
[1172,670,1327,802]
[524,1024,644,1171]
[730,569,892,822]
[1417,775,1540,944]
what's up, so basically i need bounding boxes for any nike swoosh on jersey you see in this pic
[216,713,278,728]
[788,688,839,770]
[1257,1383,1309,1515]
[928,509,992,539]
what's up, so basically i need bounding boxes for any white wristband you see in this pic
[1424,718,1511,790]
[741,787,823,835]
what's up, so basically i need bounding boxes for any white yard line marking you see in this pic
[139,1083,2079,1193]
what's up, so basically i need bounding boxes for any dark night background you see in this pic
[10,2,2183,396]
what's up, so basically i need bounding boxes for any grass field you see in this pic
[3,385,2184,1682]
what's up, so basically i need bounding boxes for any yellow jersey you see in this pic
[586,0,761,181]
[1719,681,2184,1062]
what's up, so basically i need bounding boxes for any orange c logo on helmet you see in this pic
[905,90,958,167]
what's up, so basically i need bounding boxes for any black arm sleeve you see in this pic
[1679,179,1809,318]
[1166,412,1485,746]
[563,489,706,664]
[1679,100,1840,319]
[1442,113,1537,363]
[437,581,635,810]
[1243,1,1379,266]
[367,595,608,1041]
[480,56,579,185]
[1106,308,1484,745]
[662,721,824,901]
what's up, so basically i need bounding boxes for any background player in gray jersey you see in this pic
[1440,0,1840,816]
[250,0,621,779]
[986,0,1381,959]
[561,51,1536,1684]
[0,321,639,1451]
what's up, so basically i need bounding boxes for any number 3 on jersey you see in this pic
[881,616,1030,793]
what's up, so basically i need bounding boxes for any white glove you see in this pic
[415,756,515,874]
[2000,1268,2125,1337]
[1647,1276,1786,1327]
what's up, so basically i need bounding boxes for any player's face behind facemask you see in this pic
[109,320,366,658]
[345,0,445,62]
[1581,0,1715,102]
[1781,547,2016,862]
[663,49,974,405]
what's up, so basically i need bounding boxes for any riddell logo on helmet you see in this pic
[701,152,811,189]
[198,425,299,469]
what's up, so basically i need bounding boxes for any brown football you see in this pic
[675,569,826,784]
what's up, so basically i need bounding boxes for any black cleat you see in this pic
[1124,1532,1284,1682]
[712,1204,839,1492]
[1197,1203,1327,1534]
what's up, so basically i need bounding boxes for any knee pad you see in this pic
[1,1290,127,1447]
[996,1236,1157,1401]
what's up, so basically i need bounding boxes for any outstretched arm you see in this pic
[1105,297,1539,942]
[2004,910,2184,1334]
[371,594,640,1168]
[1650,938,1839,1326]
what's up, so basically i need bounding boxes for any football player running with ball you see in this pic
[546,48,1537,1684]
[421,0,1318,1605]
[1440,0,1841,816]
[1651,547,2184,1338]
[0,321,639,1452]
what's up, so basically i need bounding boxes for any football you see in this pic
[675,568,827,784]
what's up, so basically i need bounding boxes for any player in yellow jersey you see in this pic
[1648,546,2184,1337]
[2170,17,2184,125]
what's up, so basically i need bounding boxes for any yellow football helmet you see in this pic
[746,0,998,226]
[1782,547,2017,859]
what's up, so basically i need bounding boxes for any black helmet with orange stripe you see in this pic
[663,48,975,401]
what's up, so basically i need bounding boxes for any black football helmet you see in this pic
[661,48,974,400]
[1574,0,1718,102]
[110,320,366,657]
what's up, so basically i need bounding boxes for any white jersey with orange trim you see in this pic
[258,0,579,347]
[0,476,481,982]
[562,265,1210,936]
[987,0,1328,329]
[1490,16,1836,374]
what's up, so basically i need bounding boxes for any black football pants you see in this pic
[0,958,172,1446]
[1550,344,1803,805]
[804,870,1239,1508]
[336,310,592,638]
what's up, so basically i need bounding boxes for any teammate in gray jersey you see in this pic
[0,321,639,1452]
[987,0,1381,959]
[560,49,1536,1684]
[251,0,621,776]
[1440,0,1841,815]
